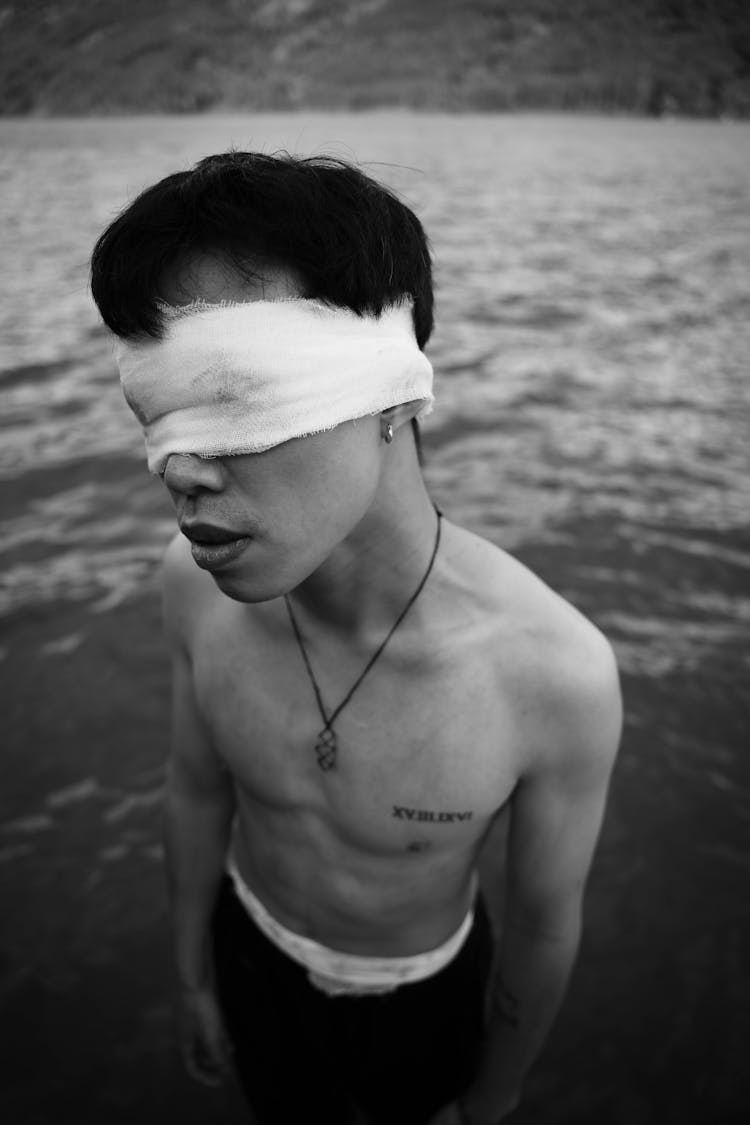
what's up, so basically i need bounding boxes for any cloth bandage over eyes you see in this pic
[115,298,435,475]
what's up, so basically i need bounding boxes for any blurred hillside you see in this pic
[1,0,749,117]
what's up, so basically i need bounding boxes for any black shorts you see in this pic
[211,872,495,1125]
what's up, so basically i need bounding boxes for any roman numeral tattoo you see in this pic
[392,805,474,823]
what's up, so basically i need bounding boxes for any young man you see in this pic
[91,152,621,1125]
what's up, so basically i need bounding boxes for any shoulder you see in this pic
[529,607,622,778]
[443,521,622,775]
[513,578,622,783]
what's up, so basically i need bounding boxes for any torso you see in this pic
[169,518,593,955]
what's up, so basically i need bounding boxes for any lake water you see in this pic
[1,115,749,651]
[1,113,749,1123]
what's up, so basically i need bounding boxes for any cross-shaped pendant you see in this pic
[314,727,337,771]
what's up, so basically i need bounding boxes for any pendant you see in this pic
[314,727,337,771]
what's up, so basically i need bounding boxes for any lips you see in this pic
[180,522,253,572]
[180,522,244,545]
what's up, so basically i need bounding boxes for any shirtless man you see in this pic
[91,152,622,1125]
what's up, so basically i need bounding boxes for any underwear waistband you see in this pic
[225,852,477,997]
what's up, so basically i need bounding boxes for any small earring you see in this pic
[384,422,394,444]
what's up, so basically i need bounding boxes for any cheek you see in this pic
[232,423,382,543]
[324,436,382,506]
[287,427,380,497]
[295,452,380,535]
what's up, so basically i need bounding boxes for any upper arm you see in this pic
[162,534,234,801]
[504,632,622,936]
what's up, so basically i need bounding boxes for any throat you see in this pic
[288,495,442,637]
[284,506,443,772]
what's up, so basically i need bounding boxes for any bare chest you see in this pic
[192,605,519,855]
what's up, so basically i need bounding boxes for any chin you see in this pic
[201,536,329,603]
[209,571,284,604]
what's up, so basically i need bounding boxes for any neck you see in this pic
[288,437,440,639]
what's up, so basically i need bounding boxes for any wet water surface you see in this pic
[1,113,749,1123]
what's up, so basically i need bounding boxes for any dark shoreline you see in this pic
[3,106,750,122]
[2,0,749,121]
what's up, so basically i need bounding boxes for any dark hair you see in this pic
[91,151,433,462]
[90,150,434,347]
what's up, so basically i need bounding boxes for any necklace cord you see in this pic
[284,507,443,733]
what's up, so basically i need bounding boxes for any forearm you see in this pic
[163,777,236,990]
[466,913,581,1117]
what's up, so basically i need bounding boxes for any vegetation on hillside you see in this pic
[1,0,748,117]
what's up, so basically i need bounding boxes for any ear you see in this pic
[380,399,424,434]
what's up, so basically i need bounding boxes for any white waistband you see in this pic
[225,853,476,997]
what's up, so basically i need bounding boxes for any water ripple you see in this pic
[0,116,747,700]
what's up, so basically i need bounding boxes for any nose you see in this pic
[162,453,225,496]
